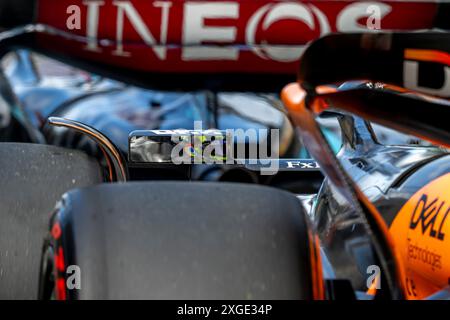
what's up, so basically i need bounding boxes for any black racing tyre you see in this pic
[39,182,322,300]
[0,143,103,299]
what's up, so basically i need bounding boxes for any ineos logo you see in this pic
[65,1,391,62]
[245,2,330,62]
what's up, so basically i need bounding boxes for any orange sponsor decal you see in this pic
[390,173,450,299]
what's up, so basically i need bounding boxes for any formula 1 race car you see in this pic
[282,31,450,299]
[0,0,449,300]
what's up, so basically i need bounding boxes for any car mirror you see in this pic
[129,129,232,165]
